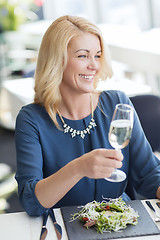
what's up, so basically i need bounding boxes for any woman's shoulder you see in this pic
[94,90,130,116]
[18,103,45,116]
[99,90,129,104]
[100,89,127,98]
[22,103,44,110]
[15,103,55,133]
[16,103,48,124]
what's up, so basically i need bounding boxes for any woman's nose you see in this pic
[88,57,99,70]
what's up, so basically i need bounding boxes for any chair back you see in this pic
[130,94,160,152]
[126,94,160,200]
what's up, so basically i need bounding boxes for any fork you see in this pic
[145,200,160,222]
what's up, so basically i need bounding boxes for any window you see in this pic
[43,0,160,30]
[43,0,84,20]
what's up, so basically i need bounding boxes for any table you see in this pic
[0,77,151,130]
[0,199,160,240]
[0,78,34,129]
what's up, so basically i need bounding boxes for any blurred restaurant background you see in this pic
[0,0,160,213]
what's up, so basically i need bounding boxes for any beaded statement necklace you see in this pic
[57,95,96,139]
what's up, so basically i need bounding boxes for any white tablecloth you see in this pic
[1,199,160,240]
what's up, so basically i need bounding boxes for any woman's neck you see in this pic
[58,93,92,120]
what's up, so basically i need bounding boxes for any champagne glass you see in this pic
[105,103,134,182]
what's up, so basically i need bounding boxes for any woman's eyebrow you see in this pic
[75,49,89,53]
[75,49,102,53]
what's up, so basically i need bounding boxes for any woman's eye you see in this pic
[78,55,87,58]
[95,55,101,59]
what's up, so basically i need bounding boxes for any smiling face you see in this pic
[60,33,102,96]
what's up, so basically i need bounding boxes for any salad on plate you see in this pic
[70,197,139,233]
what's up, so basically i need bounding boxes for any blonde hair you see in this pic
[34,15,113,128]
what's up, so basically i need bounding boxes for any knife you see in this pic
[145,200,160,218]
[49,209,62,240]
[40,211,49,240]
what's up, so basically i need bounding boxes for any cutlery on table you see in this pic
[40,211,49,240]
[145,200,160,222]
[49,209,62,240]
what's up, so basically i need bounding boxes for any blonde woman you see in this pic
[15,15,160,216]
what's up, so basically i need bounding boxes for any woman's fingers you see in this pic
[77,148,124,179]
[92,148,123,168]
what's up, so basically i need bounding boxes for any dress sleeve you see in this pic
[15,107,48,216]
[121,92,160,198]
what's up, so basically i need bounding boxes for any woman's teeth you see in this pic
[79,74,93,79]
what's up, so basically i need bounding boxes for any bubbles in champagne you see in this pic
[109,119,132,149]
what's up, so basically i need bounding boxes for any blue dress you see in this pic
[15,90,160,216]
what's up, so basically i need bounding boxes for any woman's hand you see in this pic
[76,148,123,179]
[156,186,160,199]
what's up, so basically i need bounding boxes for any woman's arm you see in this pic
[35,148,123,209]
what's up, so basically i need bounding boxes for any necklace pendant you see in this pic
[64,124,70,133]
[71,130,76,138]
[80,131,85,139]
[86,128,90,134]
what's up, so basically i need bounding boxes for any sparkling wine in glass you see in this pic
[105,103,134,182]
